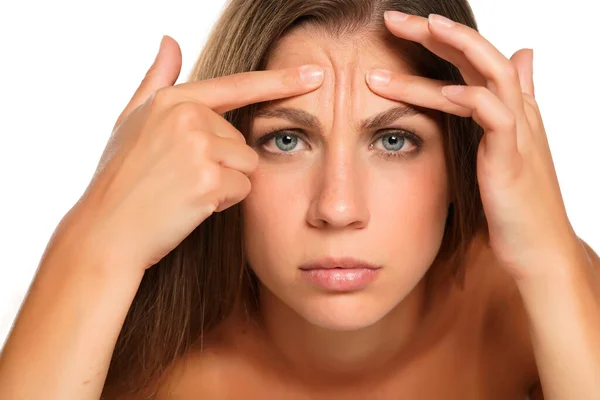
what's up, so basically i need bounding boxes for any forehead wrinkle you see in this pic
[260,27,432,135]
[307,37,364,137]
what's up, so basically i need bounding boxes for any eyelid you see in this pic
[372,128,422,144]
[255,127,307,140]
[254,125,418,139]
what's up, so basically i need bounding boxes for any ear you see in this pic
[510,48,535,97]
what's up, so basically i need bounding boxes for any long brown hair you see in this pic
[102,0,486,397]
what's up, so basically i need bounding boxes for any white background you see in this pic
[1,1,599,347]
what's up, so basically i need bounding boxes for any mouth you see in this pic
[298,256,382,271]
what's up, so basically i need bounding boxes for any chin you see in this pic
[259,268,426,332]
[299,292,404,331]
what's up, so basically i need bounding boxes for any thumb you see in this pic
[113,35,182,129]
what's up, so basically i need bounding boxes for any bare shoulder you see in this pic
[153,346,228,399]
[153,322,246,399]
[153,312,268,399]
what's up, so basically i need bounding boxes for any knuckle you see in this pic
[473,87,490,103]
[499,111,517,131]
[171,102,203,130]
[152,87,171,109]
[195,164,222,196]
[501,63,519,81]
[188,130,214,159]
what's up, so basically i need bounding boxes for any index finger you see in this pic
[173,65,325,115]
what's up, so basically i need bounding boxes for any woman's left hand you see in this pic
[365,11,589,281]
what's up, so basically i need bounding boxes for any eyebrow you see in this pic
[253,105,427,132]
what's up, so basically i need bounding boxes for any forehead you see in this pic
[255,25,437,130]
[265,25,417,74]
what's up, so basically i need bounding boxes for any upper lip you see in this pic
[299,257,382,270]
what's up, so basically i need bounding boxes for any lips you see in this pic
[298,257,382,271]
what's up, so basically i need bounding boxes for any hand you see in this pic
[365,11,584,280]
[60,35,325,272]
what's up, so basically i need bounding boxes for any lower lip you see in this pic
[299,268,380,291]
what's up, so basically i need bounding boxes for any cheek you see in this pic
[371,154,450,279]
[242,166,307,271]
[370,156,449,232]
[243,166,307,227]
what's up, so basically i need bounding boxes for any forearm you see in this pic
[0,234,144,400]
[516,248,600,400]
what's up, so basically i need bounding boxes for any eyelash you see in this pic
[254,127,423,159]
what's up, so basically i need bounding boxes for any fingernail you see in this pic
[384,11,409,22]
[428,14,456,28]
[299,65,324,85]
[441,85,464,96]
[366,69,391,86]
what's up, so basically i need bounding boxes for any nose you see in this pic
[306,146,370,230]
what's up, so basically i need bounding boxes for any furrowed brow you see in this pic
[253,105,426,132]
[360,105,426,130]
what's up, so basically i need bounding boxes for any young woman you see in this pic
[0,0,598,399]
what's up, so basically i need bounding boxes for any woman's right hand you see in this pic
[62,35,325,272]
[0,35,324,400]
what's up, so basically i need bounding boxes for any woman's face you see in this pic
[243,26,450,331]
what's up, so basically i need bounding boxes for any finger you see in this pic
[213,168,252,212]
[425,13,527,123]
[170,65,324,115]
[383,11,486,87]
[209,135,259,176]
[365,70,472,117]
[441,85,520,165]
[114,35,182,130]
[156,100,248,144]
[510,49,535,97]
[208,114,247,143]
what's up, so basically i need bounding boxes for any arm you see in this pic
[0,216,144,400]
[519,237,600,400]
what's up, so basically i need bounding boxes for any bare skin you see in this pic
[148,11,600,398]
[0,37,327,399]
[3,9,597,399]
[155,228,542,399]
[151,23,537,400]
[125,16,600,399]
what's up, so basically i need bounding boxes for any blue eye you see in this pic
[254,128,422,159]
[379,133,405,151]
[274,134,299,151]
[256,130,308,154]
[371,130,421,159]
